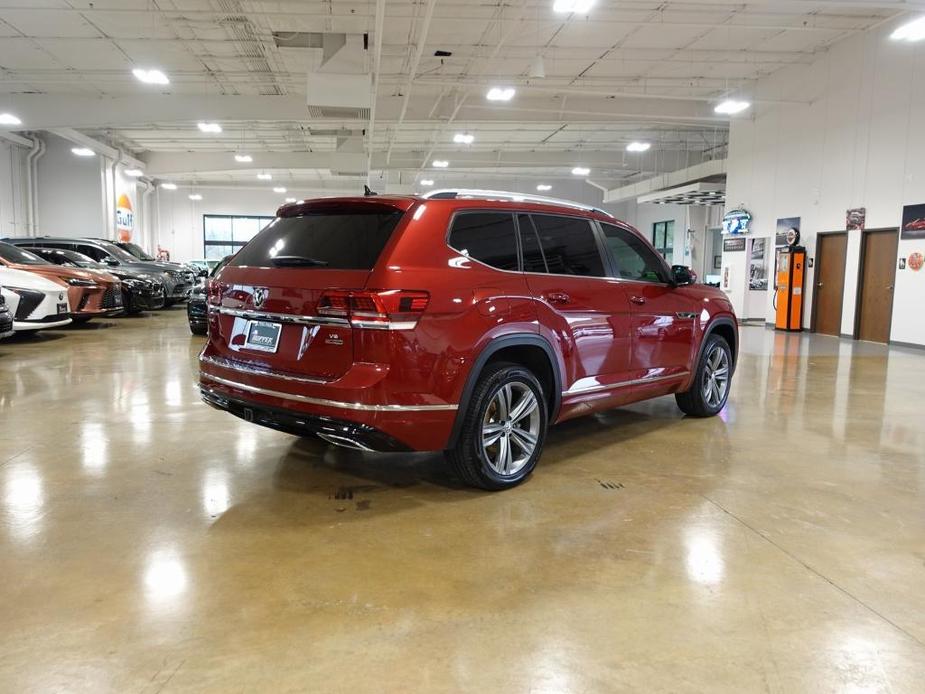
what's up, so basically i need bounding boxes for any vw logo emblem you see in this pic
[253,287,268,308]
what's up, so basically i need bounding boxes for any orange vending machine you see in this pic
[775,246,806,331]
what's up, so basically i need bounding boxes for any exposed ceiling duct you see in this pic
[295,33,372,121]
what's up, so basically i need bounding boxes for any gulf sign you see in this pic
[116,193,134,241]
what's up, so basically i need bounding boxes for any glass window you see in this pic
[448,212,518,271]
[602,224,667,283]
[205,244,235,260]
[232,217,261,244]
[203,214,273,257]
[230,206,404,270]
[652,220,675,260]
[530,214,605,277]
[0,242,50,265]
[75,244,109,262]
[204,216,232,242]
[517,214,547,273]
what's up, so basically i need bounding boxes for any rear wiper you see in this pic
[270,255,329,267]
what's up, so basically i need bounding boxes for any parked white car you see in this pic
[0,266,72,332]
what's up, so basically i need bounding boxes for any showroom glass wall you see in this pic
[203,214,273,259]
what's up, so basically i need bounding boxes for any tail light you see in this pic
[318,289,429,330]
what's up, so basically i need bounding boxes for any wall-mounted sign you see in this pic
[846,207,866,231]
[775,217,800,247]
[723,237,746,252]
[722,208,752,235]
[901,203,925,240]
[115,193,134,242]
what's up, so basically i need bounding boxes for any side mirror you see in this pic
[671,265,697,286]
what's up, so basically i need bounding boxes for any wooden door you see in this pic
[857,230,898,343]
[813,233,847,336]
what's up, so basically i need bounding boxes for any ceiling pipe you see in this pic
[365,0,387,186]
[109,148,122,240]
[30,137,45,236]
[24,136,43,237]
[140,177,155,249]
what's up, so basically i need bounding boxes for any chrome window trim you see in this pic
[564,371,689,396]
[200,372,459,412]
[210,305,349,326]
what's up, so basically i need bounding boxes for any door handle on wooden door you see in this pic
[629,295,646,305]
[545,291,571,305]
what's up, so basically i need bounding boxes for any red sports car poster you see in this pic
[901,203,925,240]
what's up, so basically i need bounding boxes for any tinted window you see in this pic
[75,244,109,262]
[231,207,403,270]
[530,215,605,277]
[601,224,667,283]
[448,212,518,271]
[517,214,548,273]
[0,242,50,266]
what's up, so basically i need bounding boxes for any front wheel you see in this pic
[675,334,732,417]
[446,362,547,491]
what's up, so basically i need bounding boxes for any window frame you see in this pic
[651,220,675,260]
[446,210,521,272]
[202,213,275,259]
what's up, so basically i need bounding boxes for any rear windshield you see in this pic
[230,208,404,270]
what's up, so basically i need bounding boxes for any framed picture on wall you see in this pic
[901,203,925,240]
[713,255,722,270]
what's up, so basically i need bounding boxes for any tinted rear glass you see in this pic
[231,208,404,270]
[448,212,518,271]
[0,242,50,266]
[530,215,605,277]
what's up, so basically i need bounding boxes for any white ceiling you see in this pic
[0,0,907,191]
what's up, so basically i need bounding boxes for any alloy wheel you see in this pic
[702,345,730,409]
[481,381,540,476]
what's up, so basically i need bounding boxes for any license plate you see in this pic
[244,320,281,353]
[57,302,68,315]
[113,291,123,307]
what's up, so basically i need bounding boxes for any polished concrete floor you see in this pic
[1,310,924,692]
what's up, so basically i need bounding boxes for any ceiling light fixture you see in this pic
[257,173,272,180]
[453,133,474,145]
[132,68,170,85]
[553,0,594,13]
[432,159,449,168]
[71,147,95,157]
[486,87,516,102]
[124,168,144,177]
[420,179,435,186]
[626,141,651,152]
[714,99,751,115]
[891,16,925,42]
[160,182,177,190]
[273,186,287,193]
[537,184,552,191]
[0,113,22,126]
[197,122,222,133]
[284,197,297,203]
[188,194,203,201]
[529,55,546,79]
[571,166,590,176]
[234,153,253,163]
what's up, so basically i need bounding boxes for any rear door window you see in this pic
[448,212,518,271]
[530,214,605,277]
[231,207,404,270]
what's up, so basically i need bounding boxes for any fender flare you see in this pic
[696,316,739,374]
[446,333,563,449]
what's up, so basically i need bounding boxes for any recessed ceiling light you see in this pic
[714,99,750,115]
[420,179,435,186]
[486,87,515,102]
[0,113,22,126]
[891,17,925,42]
[553,0,594,12]
[160,182,177,190]
[71,147,95,157]
[188,193,203,201]
[432,159,449,168]
[132,68,169,85]
[234,153,252,163]
[453,133,474,144]
[124,168,144,177]
[197,122,222,133]
[273,186,287,193]
[571,166,590,176]
[537,184,552,191]
[257,173,272,180]
[626,141,651,152]
[284,197,297,203]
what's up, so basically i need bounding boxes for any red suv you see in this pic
[200,191,737,490]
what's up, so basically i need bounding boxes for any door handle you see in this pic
[629,295,646,305]
[817,282,824,288]
[546,291,570,305]
[886,285,894,291]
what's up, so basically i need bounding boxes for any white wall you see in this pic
[724,19,925,346]
[35,132,104,238]
[0,140,28,238]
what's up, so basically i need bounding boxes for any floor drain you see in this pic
[597,480,624,490]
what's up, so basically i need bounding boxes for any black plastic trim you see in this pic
[696,316,739,374]
[446,333,562,449]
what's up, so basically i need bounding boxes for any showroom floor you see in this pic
[1,312,924,692]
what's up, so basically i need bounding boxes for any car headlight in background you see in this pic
[64,278,97,287]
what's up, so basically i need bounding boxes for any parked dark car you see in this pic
[188,255,231,335]
[23,247,165,313]
[0,292,13,338]
[113,241,206,279]
[4,237,192,305]
[199,191,738,490]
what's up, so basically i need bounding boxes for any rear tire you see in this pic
[189,324,207,336]
[675,334,732,417]
[446,362,547,491]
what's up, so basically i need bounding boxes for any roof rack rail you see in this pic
[422,189,613,218]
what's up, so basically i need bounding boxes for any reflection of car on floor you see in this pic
[0,242,123,323]
[903,218,925,231]
[0,266,72,332]
[23,247,165,314]
[188,255,231,335]
[0,292,13,338]
[199,191,739,491]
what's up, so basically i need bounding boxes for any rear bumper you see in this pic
[200,386,413,452]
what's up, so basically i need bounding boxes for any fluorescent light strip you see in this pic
[132,68,169,85]
[432,160,449,168]
[453,133,474,144]
[486,87,515,102]
[891,17,925,42]
[188,193,203,201]
[257,173,272,180]
[714,99,750,115]
[626,141,651,152]
[71,147,95,157]
[234,154,253,163]
[571,166,590,176]
[198,122,222,133]
[160,182,177,190]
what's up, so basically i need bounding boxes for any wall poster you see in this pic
[775,217,800,247]
[901,203,925,240]
[846,208,866,231]
[749,238,768,291]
